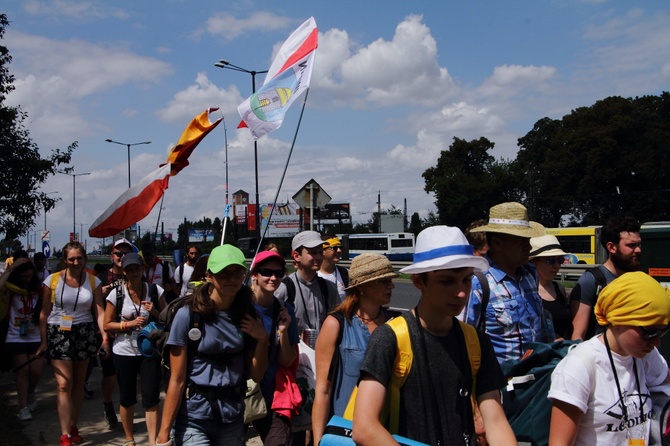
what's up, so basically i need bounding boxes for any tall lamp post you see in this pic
[104,139,152,188]
[214,59,268,239]
[59,171,90,241]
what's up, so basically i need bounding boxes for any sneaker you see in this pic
[104,403,118,429]
[83,382,94,399]
[18,407,32,421]
[70,425,83,444]
[28,392,37,411]
[60,434,73,446]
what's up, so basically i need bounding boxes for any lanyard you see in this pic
[603,330,644,423]
[60,269,83,313]
[126,282,144,318]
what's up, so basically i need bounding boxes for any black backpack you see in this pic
[114,281,159,322]
[147,295,202,374]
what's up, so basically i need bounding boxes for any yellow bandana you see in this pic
[595,271,670,327]
[323,237,341,249]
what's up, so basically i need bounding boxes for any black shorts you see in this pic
[114,354,162,408]
[47,322,97,361]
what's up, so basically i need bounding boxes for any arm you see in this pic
[241,314,269,382]
[477,390,517,445]
[312,315,340,445]
[35,279,53,357]
[0,258,29,291]
[549,400,583,446]
[92,283,110,358]
[276,307,297,368]
[352,375,399,446]
[570,302,591,341]
[156,345,187,445]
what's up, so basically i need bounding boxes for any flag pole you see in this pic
[154,194,166,243]
[251,88,311,266]
[220,204,231,245]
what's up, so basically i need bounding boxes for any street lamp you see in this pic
[104,139,152,188]
[214,59,269,239]
[59,171,90,241]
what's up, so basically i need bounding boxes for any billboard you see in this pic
[188,229,214,243]
[303,202,352,225]
[261,203,300,238]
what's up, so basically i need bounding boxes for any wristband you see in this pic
[120,322,125,331]
[102,338,109,342]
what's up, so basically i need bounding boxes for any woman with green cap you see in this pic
[549,271,670,445]
[156,245,269,446]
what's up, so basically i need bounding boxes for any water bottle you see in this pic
[139,301,150,326]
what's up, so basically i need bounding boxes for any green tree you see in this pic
[515,93,670,226]
[423,137,519,229]
[0,14,75,240]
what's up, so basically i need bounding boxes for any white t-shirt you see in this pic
[106,283,164,356]
[548,335,668,445]
[5,289,41,343]
[318,268,346,300]
[175,263,195,297]
[146,260,173,287]
[43,272,100,325]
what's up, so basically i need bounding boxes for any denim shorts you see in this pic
[174,419,244,446]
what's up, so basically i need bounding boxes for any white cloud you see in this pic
[478,65,557,98]
[23,0,129,20]
[198,11,296,41]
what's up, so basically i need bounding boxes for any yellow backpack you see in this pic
[50,272,97,303]
[343,316,481,435]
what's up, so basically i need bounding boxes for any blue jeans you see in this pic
[175,420,244,446]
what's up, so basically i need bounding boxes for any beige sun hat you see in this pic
[345,252,398,290]
[469,202,545,238]
[529,235,569,259]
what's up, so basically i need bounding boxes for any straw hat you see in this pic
[468,202,545,238]
[400,226,490,274]
[346,253,398,290]
[529,235,568,259]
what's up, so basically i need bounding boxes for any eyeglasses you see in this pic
[637,326,670,342]
[326,246,342,251]
[545,256,565,266]
[113,251,128,257]
[258,268,285,278]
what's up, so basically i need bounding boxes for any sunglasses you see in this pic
[545,256,565,266]
[326,246,342,251]
[113,251,128,257]
[258,268,285,278]
[637,326,670,342]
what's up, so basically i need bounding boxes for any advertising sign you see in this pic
[188,229,215,243]
[261,203,300,238]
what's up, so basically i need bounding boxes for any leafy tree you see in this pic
[515,94,670,226]
[0,14,75,240]
[423,137,519,229]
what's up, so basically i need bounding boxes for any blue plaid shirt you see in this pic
[462,259,543,364]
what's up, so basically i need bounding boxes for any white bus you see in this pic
[345,233,415,261]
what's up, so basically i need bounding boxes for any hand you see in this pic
[142,301,154,312]
[240,314,269,344]
[130,316,146,329]
[35,342,47,358]
[277,307,291,332]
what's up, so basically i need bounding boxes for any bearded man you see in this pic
[570,217,642,340]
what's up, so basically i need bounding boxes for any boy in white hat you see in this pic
[352,226,516,446]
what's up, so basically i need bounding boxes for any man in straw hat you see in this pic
[570,216,642,342]
[460,202,546,364]
[353,226,516,446]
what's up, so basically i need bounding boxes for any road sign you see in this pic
[41,230,50,241]
[42,241,51,259]
[292,179,331,209]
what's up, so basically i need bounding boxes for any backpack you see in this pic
[500,340,581,446]
[586,266,608,297]
[114,281,159,321]
[147,295,202,372]
[282,274,332,328]
[342,315,481,435]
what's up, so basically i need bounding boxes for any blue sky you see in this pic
[3,0,670,252]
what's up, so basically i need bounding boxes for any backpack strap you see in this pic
[178,263,185,295]
[459,320,481,395]
[316,276,330,309]
[115,283,124,319]
[87,273,96,293]
[50,273,60,303]
[587,266,607,297]
[327,311,346,382]
[282,276,297,304]
[474,271,489,332]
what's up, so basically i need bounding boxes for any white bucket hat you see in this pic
[400,226,490,275]
[529,235,569,259]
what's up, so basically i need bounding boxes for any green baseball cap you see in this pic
[208,245,247,274]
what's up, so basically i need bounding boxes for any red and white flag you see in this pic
[88,164,171,238]
[238,17,318,140]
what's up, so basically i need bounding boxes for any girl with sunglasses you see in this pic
[529,235,572,340]
[549,271,670,446]
[311,253,398,446]
[248,250,299,445]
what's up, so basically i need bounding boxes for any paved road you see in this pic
[0,362,262,445]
